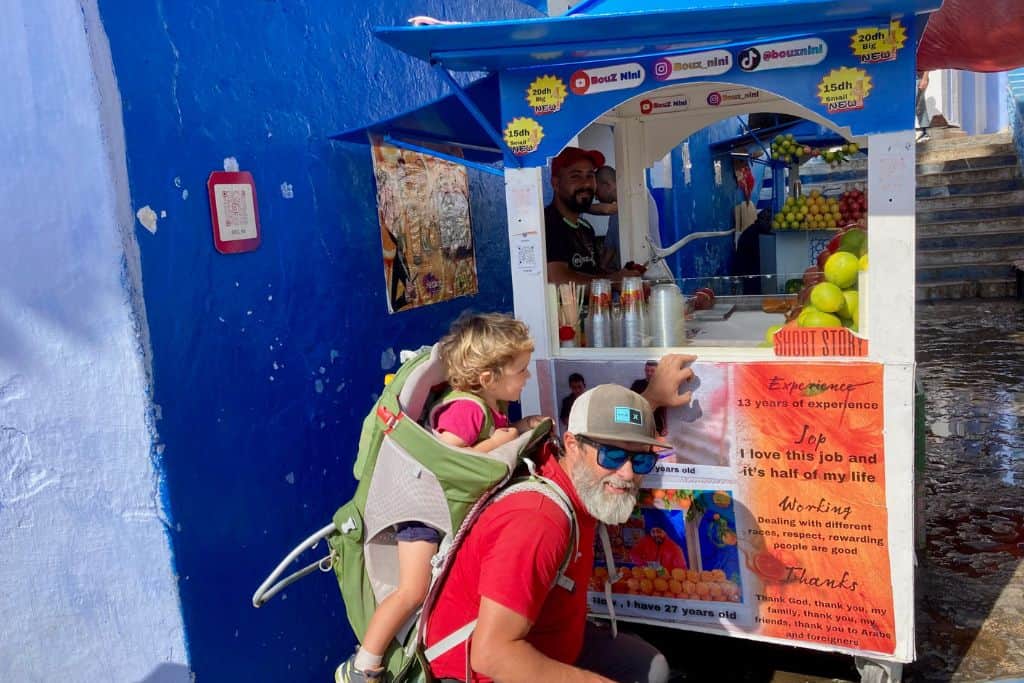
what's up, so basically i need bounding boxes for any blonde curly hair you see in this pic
[438,312,534,393]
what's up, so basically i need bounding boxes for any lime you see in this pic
[824,251,859,289]
[764,324,783,345]
[810,282,844,313]
[842,290,859,324]
[838,228,867,255]
[859,253,869,271]
[799,310,842,328]
[797,305,819,325]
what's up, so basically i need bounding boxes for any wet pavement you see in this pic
[909,298,1024,682]
[639,298,1024,683]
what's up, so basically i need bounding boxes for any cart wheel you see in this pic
[854,656,902,683]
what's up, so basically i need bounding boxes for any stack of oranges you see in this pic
[591,566,741,602]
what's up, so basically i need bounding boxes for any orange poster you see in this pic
[731,362,893,654]
[550,359,897,658]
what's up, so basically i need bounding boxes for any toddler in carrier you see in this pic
[338,312,545,682]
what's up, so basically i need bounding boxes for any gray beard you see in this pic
[570,458,640,524]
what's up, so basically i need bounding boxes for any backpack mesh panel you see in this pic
[363,435,451,603]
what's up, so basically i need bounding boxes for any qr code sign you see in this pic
[214,183,257,241]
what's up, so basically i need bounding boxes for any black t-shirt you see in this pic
[545,203,600,275]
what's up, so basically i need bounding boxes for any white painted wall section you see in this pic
[0,1,187,680]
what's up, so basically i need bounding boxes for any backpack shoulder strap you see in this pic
[422,458,577,666]
[427,389,496,441]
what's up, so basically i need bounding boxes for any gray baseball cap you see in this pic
[566,384,663,448]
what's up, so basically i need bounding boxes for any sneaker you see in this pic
[335,654,384,682]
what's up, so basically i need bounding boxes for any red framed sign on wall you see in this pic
[207,171,262,254]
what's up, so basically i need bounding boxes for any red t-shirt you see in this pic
[629,535,688,571]
[424,450,597,682]
[432,399,509,446]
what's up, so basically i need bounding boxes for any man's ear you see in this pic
[563,432,579,453]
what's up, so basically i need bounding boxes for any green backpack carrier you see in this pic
[252,344,575,683]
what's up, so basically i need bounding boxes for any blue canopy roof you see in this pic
[331,74,503,164]
[375,0,941,72]
[335,0,940,159]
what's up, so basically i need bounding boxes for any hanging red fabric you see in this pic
[917,0,1024,72]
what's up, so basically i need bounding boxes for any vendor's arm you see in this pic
[586,201,618,216]
[471,599,614,683]
[547,261,644,285]
[642,353,698,409]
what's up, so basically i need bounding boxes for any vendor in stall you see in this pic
[545,147,644,284]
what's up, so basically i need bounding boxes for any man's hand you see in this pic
[642,354,697,409]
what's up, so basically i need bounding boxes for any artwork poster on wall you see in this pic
[370,135,479,313]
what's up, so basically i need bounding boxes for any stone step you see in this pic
[916,141,1017,165]
[917,202,1024,225]
[917,189,1024,211]
[916,164,1020,189]
[917,130,1011,151]
[917,216,1024,239]
[916,244,1024,267]
[916,278,1018,301]
[916,175,1024,199]
[916,154,1019,176]
[918,230,1024,252]
[915,261,1019,284]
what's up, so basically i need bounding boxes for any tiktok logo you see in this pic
[738,47,761,72]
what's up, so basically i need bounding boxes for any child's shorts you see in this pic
[394,521,442,544]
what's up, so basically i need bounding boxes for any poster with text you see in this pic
[550,359,900,659]
[370,136,478,313]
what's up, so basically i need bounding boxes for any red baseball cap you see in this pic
[551,146,606,175]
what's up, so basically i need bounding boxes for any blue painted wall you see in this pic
[663,119,746,286]
[96,1,537,680]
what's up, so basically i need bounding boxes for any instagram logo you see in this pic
[706,91,722,106]
[640,99,653,114]
[652,58,673,81]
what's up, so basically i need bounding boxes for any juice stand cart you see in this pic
[338,2,940,680]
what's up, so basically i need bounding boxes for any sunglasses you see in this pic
[577,435,659,475]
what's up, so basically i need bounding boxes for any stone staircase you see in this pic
[916,130,1024,300]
